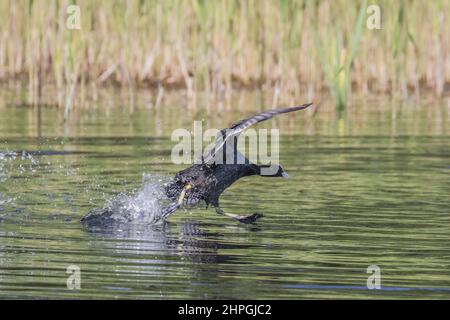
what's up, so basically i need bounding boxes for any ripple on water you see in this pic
[0,114,449,299]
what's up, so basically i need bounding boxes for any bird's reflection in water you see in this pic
[82,221,260,297]
[83,220,255,266]
[171,221,242,264]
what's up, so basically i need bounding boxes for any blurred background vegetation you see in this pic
[0,0,448,112]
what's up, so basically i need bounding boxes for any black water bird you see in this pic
[159,103,313,224]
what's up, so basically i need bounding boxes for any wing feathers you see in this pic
[203,103,312,164]
[230,103,313,131]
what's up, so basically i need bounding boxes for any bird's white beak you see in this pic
[281,171,290,179]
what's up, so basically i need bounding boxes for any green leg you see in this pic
[215,207,263,224]
[158,184,192,221]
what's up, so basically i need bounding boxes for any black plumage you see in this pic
[159,103,312,224]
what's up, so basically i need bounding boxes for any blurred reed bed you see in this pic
[0,0,448,112]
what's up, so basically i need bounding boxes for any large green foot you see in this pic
[157,184,192,222]
[235,213,263,224]
[215,207,263,224]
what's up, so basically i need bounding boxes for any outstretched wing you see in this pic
[202,103,312,165]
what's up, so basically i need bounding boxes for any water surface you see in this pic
[0,93,449,299]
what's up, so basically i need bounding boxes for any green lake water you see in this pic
[0,91,449,299]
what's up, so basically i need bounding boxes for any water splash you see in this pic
[0,151,40,182]
[0,151,38,219]
[81,173,171,227]
[0,192,15,220]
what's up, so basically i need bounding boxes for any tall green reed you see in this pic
[311,0,367,111]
